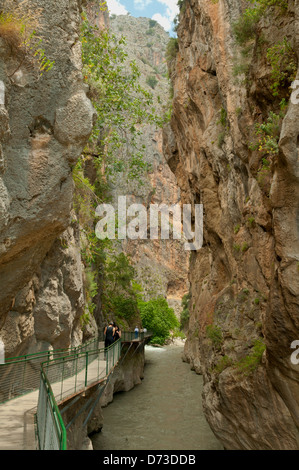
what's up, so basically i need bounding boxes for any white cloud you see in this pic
[134,0,152,11]
[156,0,179,22]
[152,13,171,31]
[106,0,128,15]
[153,0,179,32]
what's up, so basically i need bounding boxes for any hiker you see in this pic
[114,324,121,341]
[104,321,115,348]
[134,326,139,339]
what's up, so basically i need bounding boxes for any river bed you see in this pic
[92,342,223,450]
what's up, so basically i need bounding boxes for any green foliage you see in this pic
[249,111,282,157]
[165,37,179,65]
[177,0,185,9]
[216,107,229,148]
[85,267,98,315]
[247,217,255,227]
[233,7,262,46]
[217,107,228,127]
[241,242,249,252]
[172,328,186,340]
[218,131,226,148]
[73,155,108,266]
[80,14,162,181]
[213,338,266,376]
[146,75,158,89]
[213,355,233,374]
[104,252,136,289]
[266,38,297,97]
[73,157,111,328]
[0,1,54,76]
[138,297,180,345]
[148,19,157,28]
[206,324,223,349]
[74,12,171,328]
[102,253,140,322]
[232,62,250,79]
[251,0,288,9]
[232,2,296,106]
[180,292,191,329]
[234,224,241,234]
[235,339,266,375]
[33,45,55,75]
[145,28,154,35]
[233,0,288,47]
[257,164,272,194]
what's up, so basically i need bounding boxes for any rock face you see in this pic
[0,0,95,356]
[163,0,299,449]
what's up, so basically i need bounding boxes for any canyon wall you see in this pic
[163,0,299,449]
[0,0,96,357]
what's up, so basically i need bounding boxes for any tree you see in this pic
[138,297,179,345]
[101,253,141,324]
[80,14,163,180]
[75,12,166,327]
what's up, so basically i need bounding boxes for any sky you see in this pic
[106,0,179,35]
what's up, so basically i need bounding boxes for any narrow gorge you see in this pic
[164,0,299,450]
[0,0,298,452]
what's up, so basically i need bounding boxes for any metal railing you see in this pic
[36,339,122,450]
[0,336,104,404]
[120,330,152,342]
[37,368,67,450]
[0,329,152,450]
[0,331,152,404]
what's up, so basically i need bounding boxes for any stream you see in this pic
[92,342,223,451]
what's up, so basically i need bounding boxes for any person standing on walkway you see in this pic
[134,326,139,339]
[114,324,121,341]
[104,322,115,348]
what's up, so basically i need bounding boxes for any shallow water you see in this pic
[92,343,223,450]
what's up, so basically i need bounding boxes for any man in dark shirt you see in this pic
[104,321,115,348]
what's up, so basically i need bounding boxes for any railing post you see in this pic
[22,356,27,392]
[106,347,108,376]
[74,353,78,392]
[85,351,89,387]
[60,358,65,401]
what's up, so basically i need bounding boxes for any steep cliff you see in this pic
[163,0,299,449]
[0,0,95,356]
